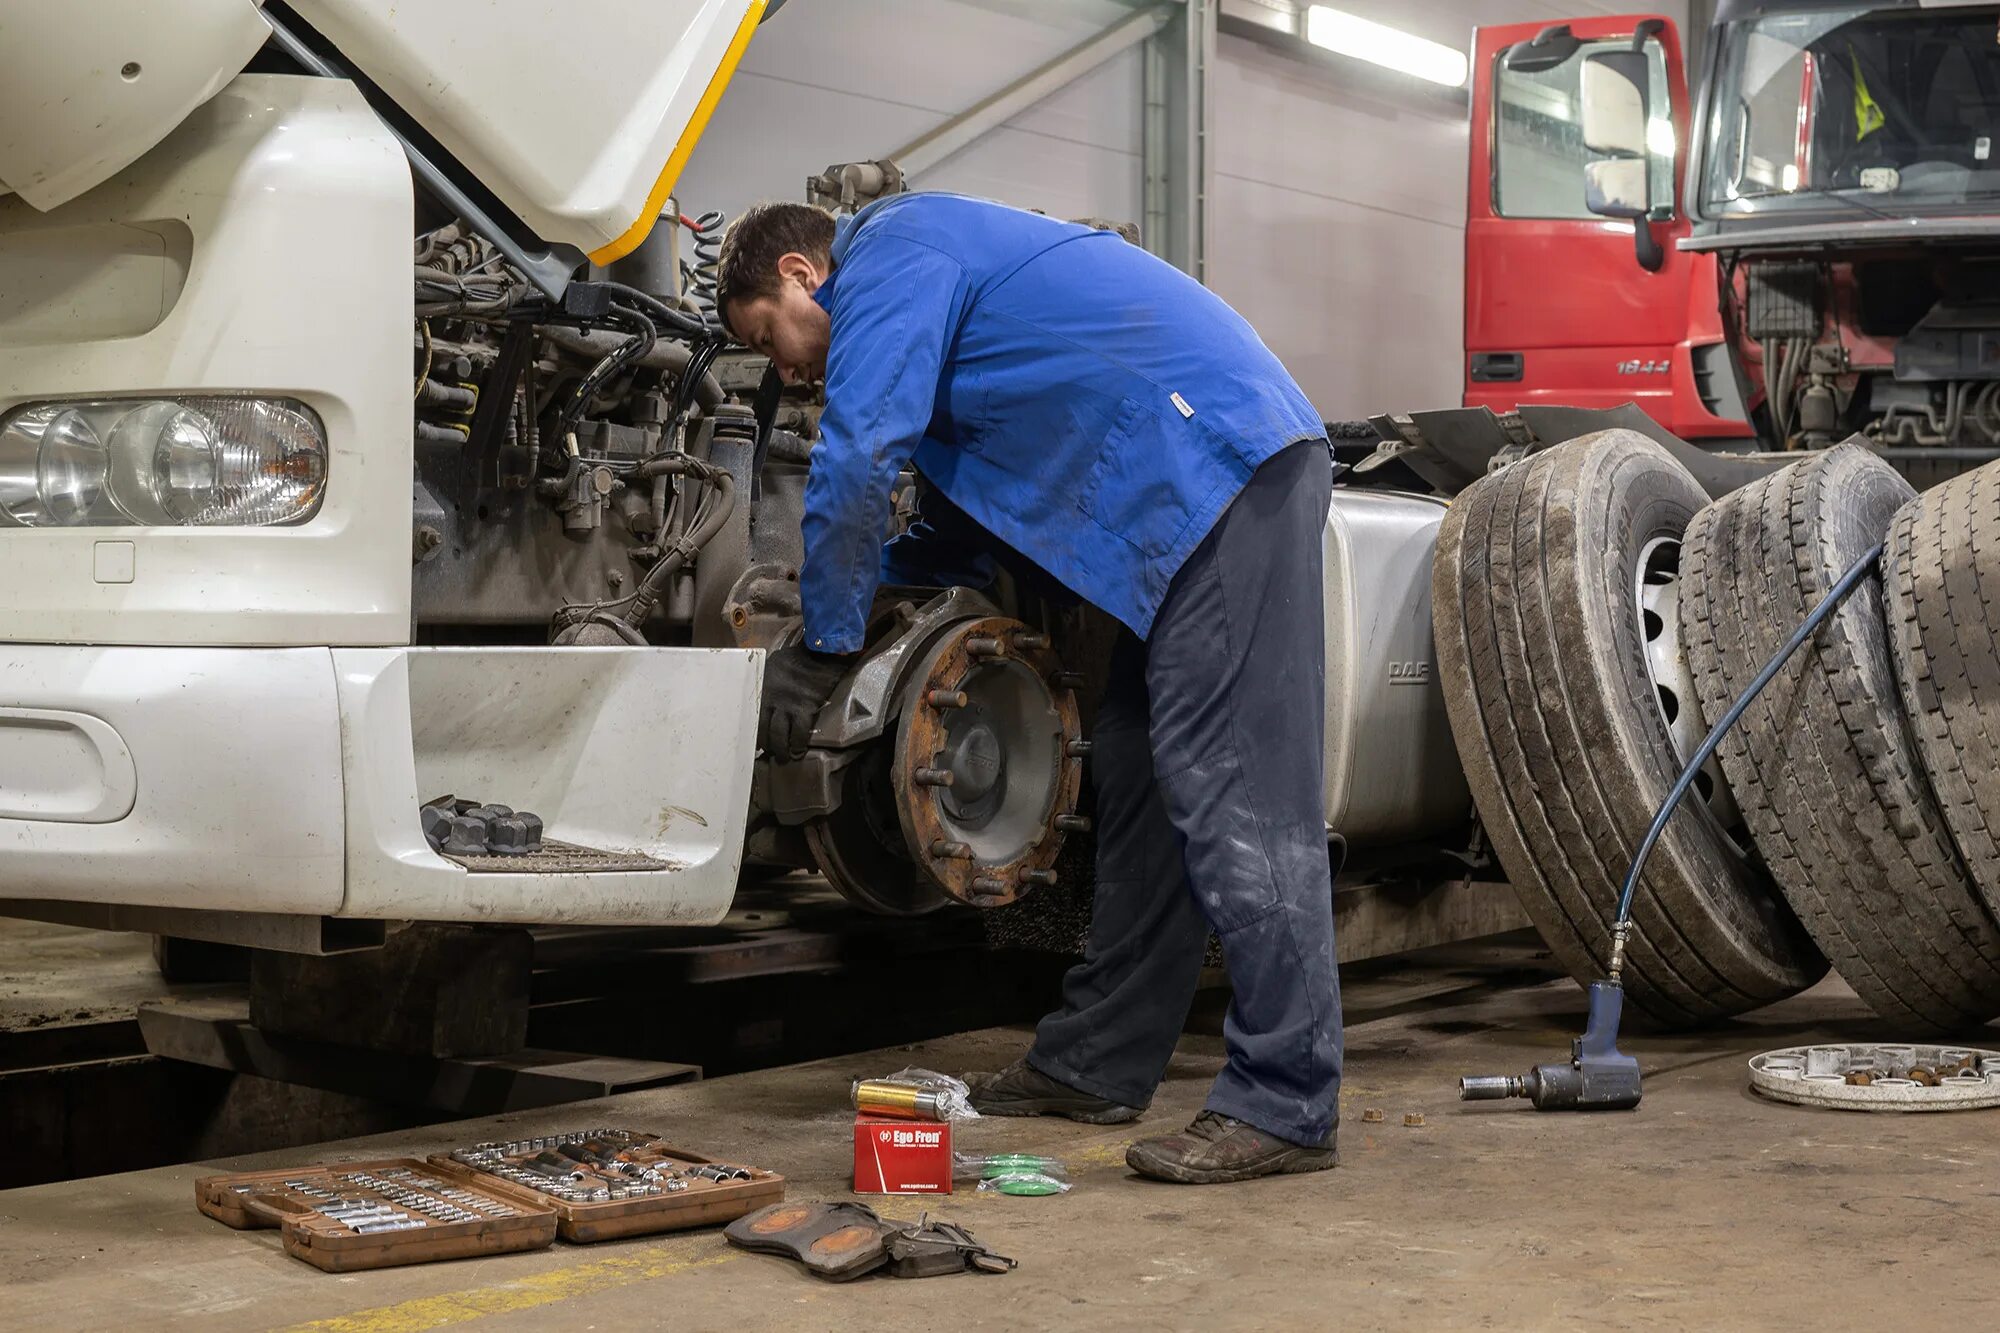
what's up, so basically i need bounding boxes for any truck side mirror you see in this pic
[1581,51,1651,165]
[1580,49,1664,272]
[1584,159,1650,219]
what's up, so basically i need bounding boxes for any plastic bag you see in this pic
[852,1068,981,1122]
[954,1152,1072,1196]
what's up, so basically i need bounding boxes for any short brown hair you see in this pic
[715,201,837,334]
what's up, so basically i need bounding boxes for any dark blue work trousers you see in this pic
[1026,440,1343,1146]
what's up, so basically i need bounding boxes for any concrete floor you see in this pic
[0,921,183,1033]
[6,946,1999,1332]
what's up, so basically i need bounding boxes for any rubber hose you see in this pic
[1614,542,1886,928]
[681,210,724,317]
[623,464,736,620]
[539,326,725,408]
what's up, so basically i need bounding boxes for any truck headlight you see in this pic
[0,397,326,528]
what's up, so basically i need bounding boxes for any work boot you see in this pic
[963,1059,1143,1124]
[1125,1110,1337,1184]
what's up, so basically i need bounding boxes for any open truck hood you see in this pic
[0,0,765,265]
[286,0,764,264]
[0,0,273,210]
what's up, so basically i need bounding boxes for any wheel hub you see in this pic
[940,713,1005,812]
[803,612,1088,914]
[893,617,1085,907]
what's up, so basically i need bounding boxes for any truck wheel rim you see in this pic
[1635,536,1751,856]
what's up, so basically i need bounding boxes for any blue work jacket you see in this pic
[800,192,1325,654]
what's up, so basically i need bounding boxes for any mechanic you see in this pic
[716,193,1340,1185]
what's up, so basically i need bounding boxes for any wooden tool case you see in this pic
[434,1136,784,1242]
[194,1157,557,1273]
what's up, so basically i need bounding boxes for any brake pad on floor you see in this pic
[886,1219,1017,1278]
[724,1202,897,1282]
[725,1202,1017,1281]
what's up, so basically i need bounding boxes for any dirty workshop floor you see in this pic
[3,947,1997,1332]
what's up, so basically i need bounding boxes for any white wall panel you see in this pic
[1211,171,1466,424]
[677,0,1143,227]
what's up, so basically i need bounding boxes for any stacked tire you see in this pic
[1437,430,2000,1032]
[1433,429,1824,1026]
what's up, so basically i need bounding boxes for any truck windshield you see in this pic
[1704,5,2000,217]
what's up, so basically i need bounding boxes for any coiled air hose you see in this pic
[680,210,725,317]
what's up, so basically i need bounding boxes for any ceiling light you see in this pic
[1304,6,1469,88]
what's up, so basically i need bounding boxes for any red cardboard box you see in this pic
[853,1116,953,1195]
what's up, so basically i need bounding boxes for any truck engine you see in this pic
[406,212,1089,917]
[1730,252,2000,478]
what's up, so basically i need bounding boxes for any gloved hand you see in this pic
[759,642,853,760]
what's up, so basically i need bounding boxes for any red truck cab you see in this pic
[1465,14,1756,443]
[1465,2,2000,486]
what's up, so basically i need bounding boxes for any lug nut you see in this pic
[1055,814,1092,833]
[1066,739,1093,759]
[930,839,974,860]
[914,767,955,788]
[965,636,1004,658]
[926,689,969,709]
[1019,868,1058,887]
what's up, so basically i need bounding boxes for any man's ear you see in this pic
[775,251,826,296]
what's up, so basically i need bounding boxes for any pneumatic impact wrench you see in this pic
[1459,978,1642,1111]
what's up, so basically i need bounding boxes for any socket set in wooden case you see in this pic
[436,1127,784,1242]
[194,1157,557,1273]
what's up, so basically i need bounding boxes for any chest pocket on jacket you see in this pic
[1076,395,1190,560]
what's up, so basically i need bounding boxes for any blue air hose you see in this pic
[1607,542,1886,981]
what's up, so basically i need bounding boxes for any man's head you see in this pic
[716,201,838,384]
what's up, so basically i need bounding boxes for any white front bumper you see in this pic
[0,645,761,926]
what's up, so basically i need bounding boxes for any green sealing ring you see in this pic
[979,1156,1066,1195]
[980,1154,1058,1174]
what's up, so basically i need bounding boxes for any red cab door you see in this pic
[1464,15,1752,441]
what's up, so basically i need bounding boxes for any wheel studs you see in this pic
[965,636,1004,658]
[1055,814,1091,833]
[972,876,1010,896]
[914,767,955,787]
[926,688,968,709]
[1019,868,1058,887]
[1066,739,1093,759]
[1051,671,1085,690]
[1011,631,1049,650]
[930,839,973,860]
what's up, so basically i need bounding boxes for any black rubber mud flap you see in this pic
[1886,459,2000,923]
[1433,428,1825,1026]
[1682,443,2000,1031]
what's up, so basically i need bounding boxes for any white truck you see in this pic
[0,1,1477,971]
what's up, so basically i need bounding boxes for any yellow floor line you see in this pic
[276,1239,739,1333]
